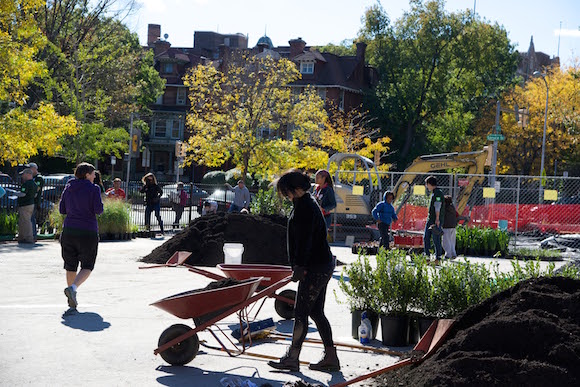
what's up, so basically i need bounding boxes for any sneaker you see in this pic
[62,307,78,317]
[64,286,78,308]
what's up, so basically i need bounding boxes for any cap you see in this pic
[113,178,122,182]
[177,182,184,188]
[26,162,38,169]
[20,168,33,175]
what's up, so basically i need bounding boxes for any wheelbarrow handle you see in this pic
[188,266,227,281]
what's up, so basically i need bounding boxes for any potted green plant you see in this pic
[336,254,380,340]
[0,211,18,241]
[374,248,417,346]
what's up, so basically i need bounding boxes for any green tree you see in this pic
[0,0,77,165]
[360,0,518,168]
[31,0,164,164]
[314,39,357,56]
[183,54,329,180]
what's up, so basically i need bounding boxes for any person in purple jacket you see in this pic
[59,162,104,314]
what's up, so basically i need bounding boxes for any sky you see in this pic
[129,0,580,68]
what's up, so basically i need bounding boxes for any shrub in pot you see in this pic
[408,253,437,338]
[336,254,380,340]
[374,249,418,346]
[433,259,493,318]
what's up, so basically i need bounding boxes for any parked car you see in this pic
[43,174,75,197]
[197,189,255,214]
[197,189,236,214]
[160,183,208,207]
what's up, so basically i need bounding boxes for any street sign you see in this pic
[487,134,505,141]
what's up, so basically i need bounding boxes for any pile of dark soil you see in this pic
[369,276,580,386]
[141,213,288,267]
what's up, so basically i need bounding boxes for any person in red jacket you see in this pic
[104,178,126,200]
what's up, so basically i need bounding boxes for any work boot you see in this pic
[268,346,300,371]
[308,346,340,372]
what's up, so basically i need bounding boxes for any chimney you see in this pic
[356,41,367,62]
[148,24,161,47]
[289,38,306,59]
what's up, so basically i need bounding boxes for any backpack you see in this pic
[443,196,458,228]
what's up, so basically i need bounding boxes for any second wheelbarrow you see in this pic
[152,275,293,366]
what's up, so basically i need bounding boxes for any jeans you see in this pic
[291,270,335,350]
[378,222,391,248]
[442,228,457,258]
[228,204,242,213]
[424,221,443,258]
[145,202,163,232]
[31,207,38,239]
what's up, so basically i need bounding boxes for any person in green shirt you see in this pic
[424,175,445,260]
[16,169,37,244]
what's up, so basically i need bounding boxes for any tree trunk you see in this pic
[400,122,415,160]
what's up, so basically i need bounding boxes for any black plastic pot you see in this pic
[417,316,436,338]
[351,309,379,340]
[380,314,409,346]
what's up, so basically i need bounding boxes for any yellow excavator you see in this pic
[392,147,492,215]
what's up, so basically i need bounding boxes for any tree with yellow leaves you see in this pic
[0,0,77,165]
[183,54,330,180]
[498,65,580,176]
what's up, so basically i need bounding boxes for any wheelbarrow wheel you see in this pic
[275,289,296,320]
[158,324,199,365]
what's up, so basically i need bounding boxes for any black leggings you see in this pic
[291,270,334,349]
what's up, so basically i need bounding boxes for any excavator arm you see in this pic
[393,147,491,215]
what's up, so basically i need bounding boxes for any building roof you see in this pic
[256,35,273,49]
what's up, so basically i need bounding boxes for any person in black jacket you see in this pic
[140,173,164,234]
[268,170,340,373]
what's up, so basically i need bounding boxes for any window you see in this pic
[154,119,167,137]
[170,119,181,139]
[156,93,164,105]
[339,90,345,111]
[318,88,326,103]
[300,61,314,74]
[176,88,186,105]
[163,63,174,74]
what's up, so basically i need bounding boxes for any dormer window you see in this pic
[300,61,314,74]
[163,63,174,74]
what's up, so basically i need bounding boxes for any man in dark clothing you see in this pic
[16,169,37,243]
[28,162,44,240]
[424,175,445,260]
[268,170,340,373]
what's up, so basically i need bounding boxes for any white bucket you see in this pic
[223,243,244,265]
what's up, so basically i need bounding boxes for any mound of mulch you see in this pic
[369,276,580,386]
[141,213,288,267]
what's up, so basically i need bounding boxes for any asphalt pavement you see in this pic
[0,237,566,387]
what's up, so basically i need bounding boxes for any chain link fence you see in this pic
[328,170,580,257]
[2,172,579,257]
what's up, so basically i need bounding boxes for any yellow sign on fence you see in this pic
[483,187,496,198]
[413,185,426,196]
[352,185,364,196]
[544,190,558,201]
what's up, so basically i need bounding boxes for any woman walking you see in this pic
[140,172,164,234]
[268,170,340,372]
[313,169,336,231]
[59,162,104,314]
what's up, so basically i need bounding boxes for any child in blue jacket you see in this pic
[371,191,398,248]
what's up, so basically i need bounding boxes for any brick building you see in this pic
[137,25,376,180]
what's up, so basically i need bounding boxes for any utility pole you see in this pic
[490,101,500,188]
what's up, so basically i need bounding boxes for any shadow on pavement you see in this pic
[61,311,111,332]
[274,320,316,335]
[156,364,339,387]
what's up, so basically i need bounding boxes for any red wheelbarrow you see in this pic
[151,275,293,366]
[140,251,297,320]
